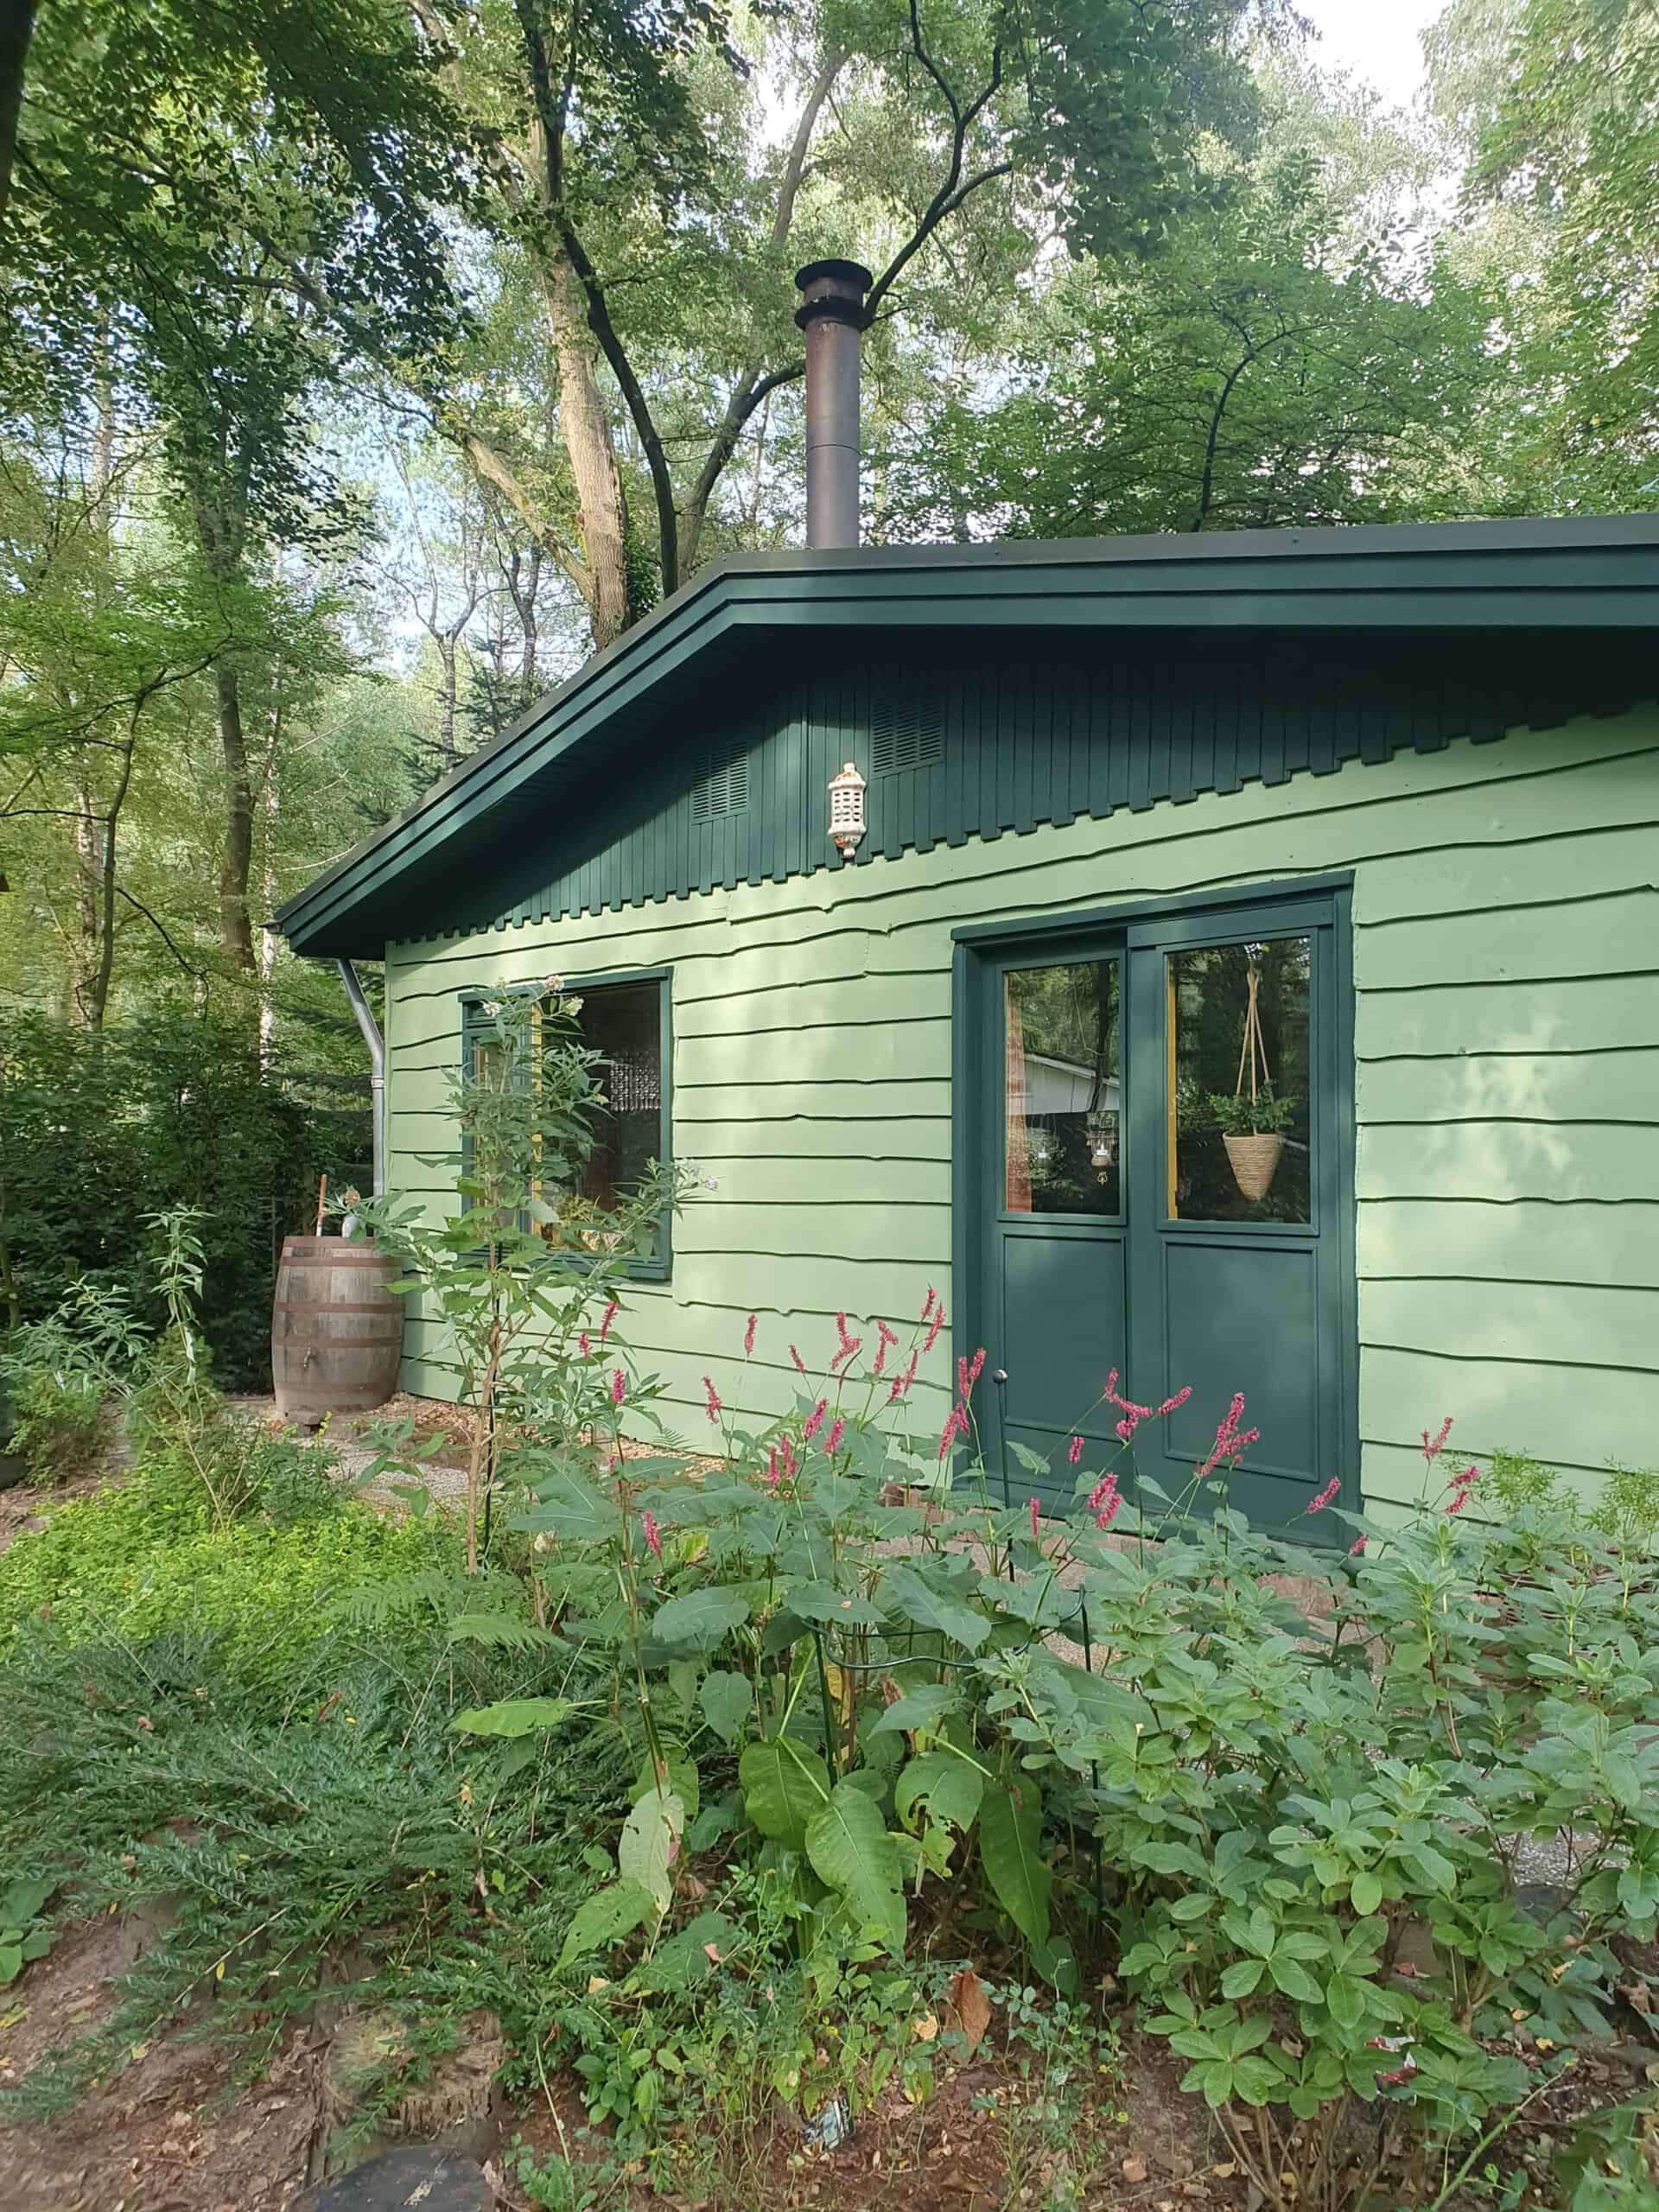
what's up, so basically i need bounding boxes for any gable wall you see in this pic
[443,632,1651,939]
[383,711,1659,1517]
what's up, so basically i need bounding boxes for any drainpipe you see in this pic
[794,258,874,550]
[336,957,385,1201]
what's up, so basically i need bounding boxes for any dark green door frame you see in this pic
[951,875,1358,1536]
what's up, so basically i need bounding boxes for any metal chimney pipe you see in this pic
[794,258,873,550]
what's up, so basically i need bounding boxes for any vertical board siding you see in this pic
[401,636,1655,943]
[384,713,1659,1511]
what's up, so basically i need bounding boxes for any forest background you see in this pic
[0,0,1653,1375]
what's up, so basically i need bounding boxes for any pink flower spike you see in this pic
[743,1313,757,1357]
[1088,1472,1118,1512]
[826,1417,845,1454]
[641,1510,662,1560]
[577,1332,590,1358]
[835,1311,856,1356]
[1068,1435,1084,1466]
[766,1445,780,1490]
[1028,1497,1041,1541]
[923,1306,946,1354]
[1451,1463,1478,1492]
[1306,1476,1341,1515]
[1421,1416,1453,1465]
[702,1376,722,1425]
[1350,1535,1367,1556]
[1115,1414,1139,1443]
[830,1336,862,1375]
[921,1287,937,1324]
[803,1398,828,1443]
[1445,1488,1471,1516]
[1155,1387,1192,1418]
[789,1344,807,1376]
[1095,1491,1122,1532]
[610,1369,626,1407]
[888,1351,918,1402]
[779,1434,798,1479]
[599,1300,619,1344]
[937,1407,963,1461]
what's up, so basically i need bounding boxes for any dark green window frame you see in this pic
[457,965,674,1281]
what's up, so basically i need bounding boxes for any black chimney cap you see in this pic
[794,259,874,330]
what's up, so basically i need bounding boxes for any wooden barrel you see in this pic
[271,1236,404,1424]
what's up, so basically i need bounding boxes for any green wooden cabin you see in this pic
[276,516,1659,1530]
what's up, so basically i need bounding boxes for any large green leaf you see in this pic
[619,1788,683,1912]
[979,1778,1052,1947]
[651,1585,751,1652]
[782,1580,884,1628]
[512,1468,620,1544]
[805,1780,907,1956]
[556,1879,656,1968]
[698,1669,753,1746]
[452,1696,573,1738]
[739,1735,832,1851]
[630,1910,742,1994]
[880,1564,991,1653]
[632,1749,700,1824]
[894,1750,985,1834]
[872,1685,960,1738]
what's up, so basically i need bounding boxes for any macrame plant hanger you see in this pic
[1234,966,1273,1110]
[1224,963,1285,1201]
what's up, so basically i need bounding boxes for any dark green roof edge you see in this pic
[276,514,1659,957]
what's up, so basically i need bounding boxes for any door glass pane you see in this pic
[1168,938,1311,1224]
[1004,960,1121,1216]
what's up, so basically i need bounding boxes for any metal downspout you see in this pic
[336,957,385,1199]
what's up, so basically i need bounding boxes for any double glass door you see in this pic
[968,893,1352,1530]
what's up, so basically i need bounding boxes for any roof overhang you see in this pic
[276,515,1659,960]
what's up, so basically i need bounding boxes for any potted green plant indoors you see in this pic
[1211,965,1297,1200]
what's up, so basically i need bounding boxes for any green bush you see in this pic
[431,1340,1659,2212]
[0,1275,149,1483]
[0,1009,367,1388]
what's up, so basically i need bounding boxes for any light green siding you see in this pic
[384,713,1659,1513]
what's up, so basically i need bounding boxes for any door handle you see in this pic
[992,1369,1008,1385]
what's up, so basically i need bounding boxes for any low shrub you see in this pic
[0,1275,148,1483]
[409,1338,1659,2212]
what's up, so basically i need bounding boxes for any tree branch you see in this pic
[864,5,1010,323]
[114,885,207,983]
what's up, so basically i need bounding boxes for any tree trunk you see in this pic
[215,656,257,973]
[73,777,106,1027]
[539,256,636,650]
[0,0,40,231]
[437,633,461,769]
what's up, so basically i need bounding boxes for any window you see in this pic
[1003,957,1122,1217]
[1167,936,1311,1224]
[459,970,672,1276]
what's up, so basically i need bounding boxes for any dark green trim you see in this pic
[950,871,1356,947]
[457,967,674,1282]
[952,877,1361,1539]
[276,514,1659,958]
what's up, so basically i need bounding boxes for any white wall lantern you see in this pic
[828,760,866,857]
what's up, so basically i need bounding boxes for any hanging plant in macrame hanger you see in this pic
[1209,960,1296,1201]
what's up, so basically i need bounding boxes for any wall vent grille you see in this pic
[692,741,749,818]
[871,696,944,777]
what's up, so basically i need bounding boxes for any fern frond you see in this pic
[445,1613,557,1650]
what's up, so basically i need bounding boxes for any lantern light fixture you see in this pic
[828,760,866,856]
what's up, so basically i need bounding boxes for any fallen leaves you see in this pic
[944,1966,992,2055]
